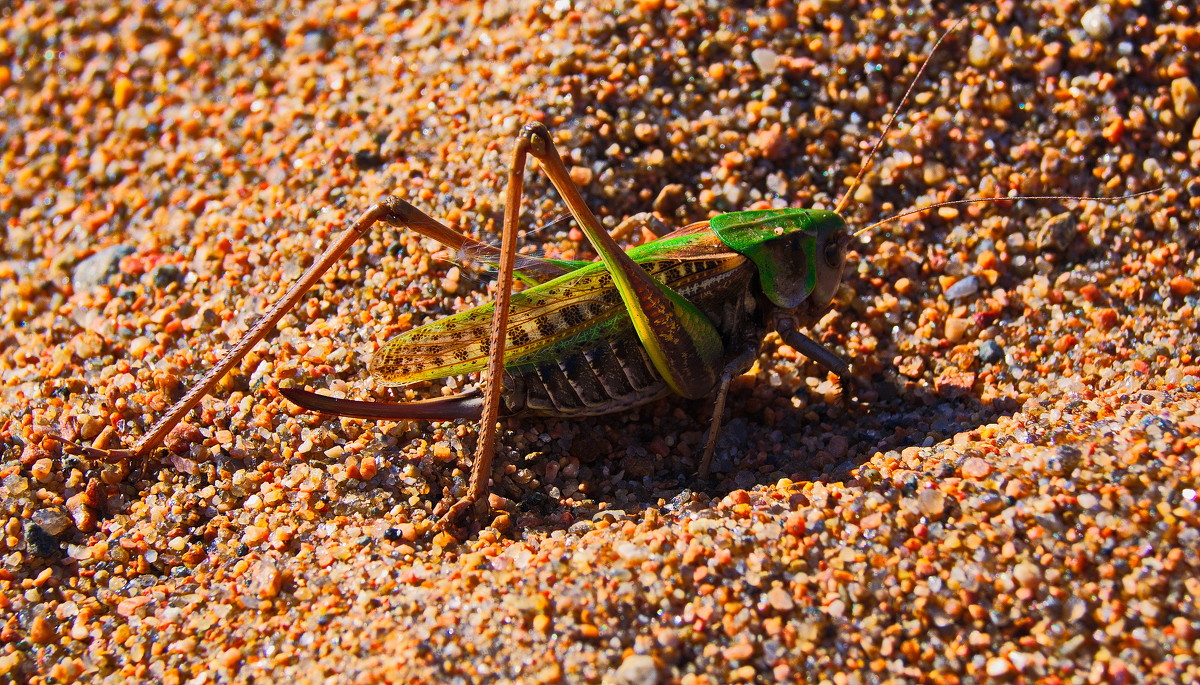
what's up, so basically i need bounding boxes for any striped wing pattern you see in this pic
[368,251,746,386]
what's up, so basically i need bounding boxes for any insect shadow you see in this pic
[471,359,1015,528]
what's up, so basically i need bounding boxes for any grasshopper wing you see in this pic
[369,262,624,385]
[370,225,744,386]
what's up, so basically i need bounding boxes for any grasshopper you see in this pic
[53,13,1153,532]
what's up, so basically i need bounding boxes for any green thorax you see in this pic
[709,208,847,309]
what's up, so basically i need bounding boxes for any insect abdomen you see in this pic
[503,330,671,417]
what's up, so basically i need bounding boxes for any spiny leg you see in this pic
[50,197,502,462]
[775,319,872,405]
[777,329,852,380]
[698,348,759,478]
[281,388,484,421]
[434,130,528,532]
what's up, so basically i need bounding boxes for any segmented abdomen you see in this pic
[503,329,670,416]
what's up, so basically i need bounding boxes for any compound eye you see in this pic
[823,238,843,269]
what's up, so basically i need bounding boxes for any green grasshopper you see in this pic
[282,126,854,527]
[54,13,1152,531]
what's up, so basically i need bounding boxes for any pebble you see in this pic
[1089,308,1119,331]
[986,656,1014,677]
[1036,212,1078,252]
[241,526,269,546]
[750,48,779,74]
[766,586,794,612]
[917,489,945,518]
[249,562,284,598]
[960,457,992,479]
[150,263,184,288]
[358,456,378,480]
[31,508,71,536]
[943,276,978,301]
[30,615,53,644]
[1169,276,1195,296]
[1081,5,1114,40]
[29,458,53,482]
[723,641,755,661]
[1172,78,1199,123]
[569,165,594,187]
[967,34,996,68]
[1012,562,1041,589]
[923,161,947,185]
[71,245,135,291]
[614,654,660,685]
[944,317,970,343]
[978,339,1004,364]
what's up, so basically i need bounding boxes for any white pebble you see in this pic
[968,35,994,68]
[1082,6,1114,40]
[751,48,779,74]
[944,276,979,301]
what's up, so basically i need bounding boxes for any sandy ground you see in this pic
[1,0,1198,682]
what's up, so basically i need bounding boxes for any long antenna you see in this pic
[833,10,977,216]
[852,189,1163,238]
